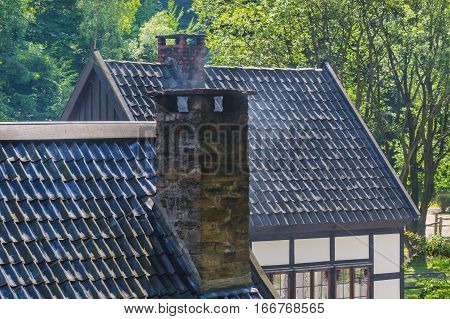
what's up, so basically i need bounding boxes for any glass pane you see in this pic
[272,274,281,290]
[280,288,289,299]
[281,273,289,289]
[295,271,310,299]
[314,271,329,299]
[268,273,290,299]
[336,268,351,299]
[354,267,369,299]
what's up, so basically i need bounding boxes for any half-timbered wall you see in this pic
[251,228,404,299]
[68,71,124,121]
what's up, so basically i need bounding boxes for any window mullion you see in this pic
[289,271,295,299]
[350,267,355,299]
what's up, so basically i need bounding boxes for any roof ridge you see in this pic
[104,59,323,72]
[206,65,323,72]
[104,59,169,66]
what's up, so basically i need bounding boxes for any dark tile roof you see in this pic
[0,139,265,299]
[104,61,419,228]
[106,61,176,121]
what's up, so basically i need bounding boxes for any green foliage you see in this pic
[405,231,450,259]
[427,257,450,272]
[129,0,196,61]
[28,0,84,70]
[437,193,450,215]
[437,192,450,213]
[193,0,449,235]
[162,0,194,29]
[435,154,450,194]
[0,0,76,121]
[426,236,450,258]
[134,0,161,30]
[435,154,449,213]
[129,11,176,61]
[418,279,450,299]
[76,0,141,59]
[404,255,450,299]
[0,0,447,215]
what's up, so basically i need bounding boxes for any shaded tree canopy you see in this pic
[0,0,448,236]
[192,0,448,235]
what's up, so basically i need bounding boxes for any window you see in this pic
[354,267,369,299]
[295,270,329,299]
[268,270,329,299]
[336,266,369,299]
[268,273,289,298]
[314,270,330,299]
[295,271,310,298]
[266,267,368,299]
[336,268,351,299]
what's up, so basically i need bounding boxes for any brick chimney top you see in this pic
[157,34,206,88]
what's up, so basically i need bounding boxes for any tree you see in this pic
[161,0,195,29]
[129,0,195,61]
[193,0,449,236]
[27,0,85,71]
[380,0,449,234]
[76,0,141,59]
[0,0,75,120]
[134,0,161,30]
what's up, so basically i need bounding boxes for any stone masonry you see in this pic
[155,91,251,292]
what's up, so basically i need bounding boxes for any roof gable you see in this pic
[60,51,134,121]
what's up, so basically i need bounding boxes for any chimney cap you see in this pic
[156,33,205,39]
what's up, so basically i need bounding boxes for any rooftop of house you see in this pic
[60,49,419,234]
[0,122,270,299]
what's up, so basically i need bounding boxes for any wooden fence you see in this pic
[426,214,450,236]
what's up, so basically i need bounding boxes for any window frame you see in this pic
[295,269,331,299]
[265,264,370,299]
[335,265,370,299]
[266,271,291,298]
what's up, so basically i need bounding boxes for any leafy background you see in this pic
[0,0,448,239]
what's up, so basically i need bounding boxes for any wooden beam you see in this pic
[0,122,156,140]
[250,251,280,299]
[250,220,408,241]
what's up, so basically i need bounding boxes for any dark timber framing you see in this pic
[249,220,408,241]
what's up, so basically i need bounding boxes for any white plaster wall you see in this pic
[252,240,289,266]
[335,235,369,260]
[374,279,400,299]
[294,238,330,264]
[374,233,400,274]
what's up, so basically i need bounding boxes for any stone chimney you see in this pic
[157,34,206,88]
[154,89,251,292]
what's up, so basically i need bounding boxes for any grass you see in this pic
[404,257,450,298]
